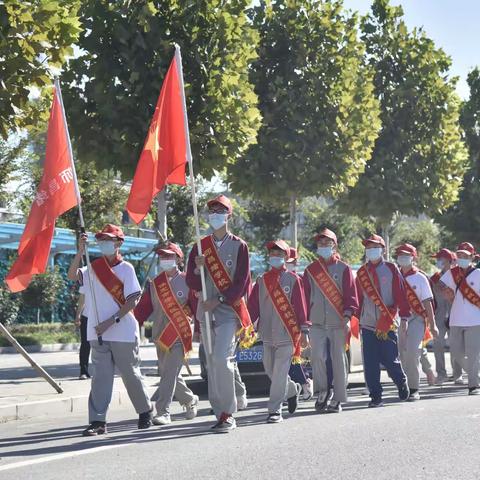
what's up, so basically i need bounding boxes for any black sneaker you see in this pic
[468,387,479,396]
[326,401,342,413]
[368,398,384,408]
[211,413,236,433]
[315,391,330,413]
[398,382,410,401]
[266,413,283,423]
[138,409,153,429]
[408,389,420,401]
[287,383,301,414]
[82,421,107,436]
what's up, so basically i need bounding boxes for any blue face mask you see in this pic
[208,213,228,231]
[317,246,333,259]
[269,256,285,269]
[98,240,116,256]
[457,258,471,269]
[365,247,383,262]
[436,259,445,270]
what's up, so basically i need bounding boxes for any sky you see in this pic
[342,0,479,99]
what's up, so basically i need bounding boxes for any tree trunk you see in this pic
[382,221,391,260]
[156,188,168,240]
[290,193,297,249]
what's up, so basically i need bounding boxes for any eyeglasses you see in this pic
[208,207,229,214]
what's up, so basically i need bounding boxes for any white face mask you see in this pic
[365,247,383,262]
[98,240,116,256]
[269,256,285,269]
[317,246,333,259]
[286,263,296,272]
[436,259,445,270]
[397,255,413,268]
[208,213,228,231]
[160,259,177,271]
[457,258,471,269]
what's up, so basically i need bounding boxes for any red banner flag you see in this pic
[6,88,78,292]
[126,54,188,224]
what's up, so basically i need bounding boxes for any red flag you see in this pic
[6,88,78,292]
[126,54,187,224]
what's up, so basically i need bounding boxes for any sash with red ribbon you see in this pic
[430,272,441,285]
[263,269,302,362]
[357,264,397,339]
[152,272,192,354]
[451,266,480,308]
[403,270,433,345]
[201,236,256,348]
[91,257,125,306]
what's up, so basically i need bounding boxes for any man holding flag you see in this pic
[68,225,153,435]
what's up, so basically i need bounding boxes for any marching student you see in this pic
[67,224,152,436]
[303,228,358,413]
[285,248,314,400]
[430,248,464,384]
[395,244,439,401]
[247,240,310,423]
[135,242,199,425]
[439,242,480,395]
[356,234,411,407]
[186,195,253,432]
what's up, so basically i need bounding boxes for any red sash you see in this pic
[403,270,432,344]
[357,264,396,339]
[91,257,125,306]
[152,273,192,354]
[451,267,480,308]
[201,236,255,348]
[306,259,344,319]
[430,272,441,285]
[263,269,302,362]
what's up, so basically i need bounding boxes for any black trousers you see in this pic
[79,315,90,375]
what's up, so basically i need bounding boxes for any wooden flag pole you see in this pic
[174,45,213,356]
[55,78,103,345]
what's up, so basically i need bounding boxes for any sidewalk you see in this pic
[0,343,203,423]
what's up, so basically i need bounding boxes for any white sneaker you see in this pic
[152,413,171,425]
[237,395,248,411]
[184,395,199,420]
[454,376,465,385]
[302,379,313,401]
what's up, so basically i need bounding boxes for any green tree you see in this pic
[438,68,480,246]
[228,0,380,247]
[0,0,82,138]
[62,0,260,180]
[340,0,468,250]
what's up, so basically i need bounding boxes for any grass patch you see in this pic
[0,323,79,347]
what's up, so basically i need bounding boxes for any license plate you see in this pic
[236,347,263,363]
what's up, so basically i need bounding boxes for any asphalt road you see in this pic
[0,380,479,480]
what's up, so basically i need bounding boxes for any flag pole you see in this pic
[54,78,103,345]
[174,45,213,356]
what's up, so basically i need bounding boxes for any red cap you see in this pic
[456,242,476,256]
[395,243,417,258]
[95,224,125,241]
[207,195,233,214]
[286,247,299,263]
[156,241,184,259]
[314,228,337,245]
[266,239,290,254]
[431,248,456,262]
[362,234,386,248]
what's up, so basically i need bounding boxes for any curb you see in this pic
[0,377,207,424]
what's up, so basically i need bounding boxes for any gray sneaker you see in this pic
[184,395,199,420]
[152,413,171,426]
[211,413,236,433]
[266,413,283,423]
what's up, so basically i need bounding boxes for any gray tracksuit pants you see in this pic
[449,325,480,388]
[88,339,151,422]
[151,343,195,415]
[310,326,348,403]
[262,343,297,414]
[399,317,425,390]
[433,321,463,378]
[201,319,238,418]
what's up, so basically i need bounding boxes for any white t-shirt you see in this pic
[79,261,141,342]
[440,268,480,327]
[404,271,433,303]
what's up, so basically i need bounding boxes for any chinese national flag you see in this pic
[6,88,78,292]
[126,53,187,224]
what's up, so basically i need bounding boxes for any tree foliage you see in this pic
[340,0,468,224]
[0,0,82,138]
[62,0,260,180]
[228,0,380,203]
